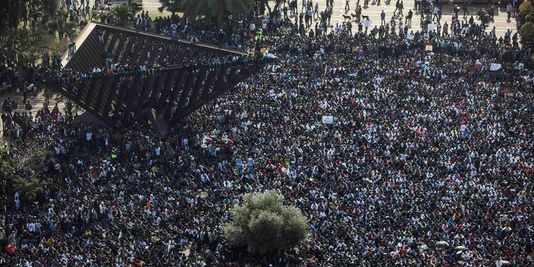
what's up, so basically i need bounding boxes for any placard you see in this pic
[490,63,501,71]
[322,116,334,124]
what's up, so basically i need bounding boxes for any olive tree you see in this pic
[224,191,307,254]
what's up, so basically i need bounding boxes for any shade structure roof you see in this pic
[54,23,268,135]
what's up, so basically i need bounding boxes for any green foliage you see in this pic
[159,0,184,15]
[42,0,59,17]
[9,176,43,203]
[0,148,43,204]
[0,0,57,35]
[520,22,534,44]
[65,21,77,39]
[279,206,308,248]
[27,146,49,172]
[160,0,255,23]
[224,191,308,254]
[526,12,534,23]
[46,21,58,35]
[0,148,16,176]
[519,0,534,17]
[0,0,62,64]
[113,4,132,26]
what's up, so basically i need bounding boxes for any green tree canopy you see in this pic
[0,147,44,204]
[0,0,59,64]
[224,191,308,254]
[519,0,534,17]
[0,0,57,35]
[159,0,184,15]
[526,12,534,23]
[113,4,133,26]
[159,0,255,23]
[520,22,534,45]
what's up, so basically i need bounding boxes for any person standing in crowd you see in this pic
[406,9,413,27]
[506,3,513,22]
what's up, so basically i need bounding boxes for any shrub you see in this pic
[1,147,45,204]
[224,191,307,254]
[46,21,58,34]
[113,4,132,26]
[520,22,534,44]
[10,176,43,203]
[519,0,534,17]
[27,145,49,172]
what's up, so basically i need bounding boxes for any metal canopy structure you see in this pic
[55,24,267,135]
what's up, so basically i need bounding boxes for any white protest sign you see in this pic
[490,63,501,71]
[322,116,334,124]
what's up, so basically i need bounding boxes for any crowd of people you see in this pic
[1,0,534,266]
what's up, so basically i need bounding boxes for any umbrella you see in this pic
[454,246,467,250]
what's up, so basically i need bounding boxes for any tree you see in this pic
[159,0,255,23]
[27,145,49,172]
[0,0,59,65]
[158,0,183,16]
[519,0,534,17]
[224,191,308,254]
[0,0,57,36]
[113,4,132,26]
[0,148,44,204]
[520,22,534,45]
[526,12,534,23]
